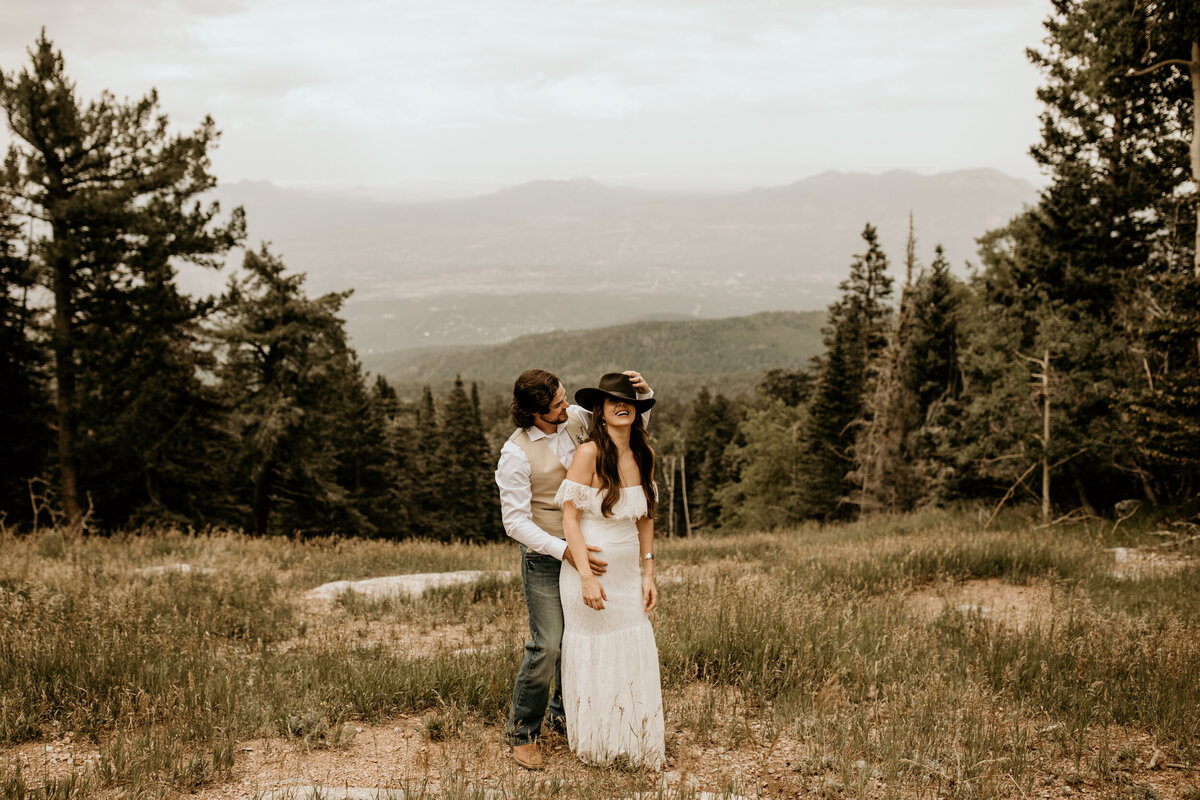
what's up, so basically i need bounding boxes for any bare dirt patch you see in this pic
[905,577,1058,631]
[276,619,511,659]
[1106,546,1197,580]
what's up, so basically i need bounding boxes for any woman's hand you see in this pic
[642,574,657,613]
[582,575,607,610]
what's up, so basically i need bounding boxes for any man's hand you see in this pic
[563,544,608,576]
[623,370,650,394]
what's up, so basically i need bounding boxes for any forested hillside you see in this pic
[3,3,1198,540]
[363,310,826,399]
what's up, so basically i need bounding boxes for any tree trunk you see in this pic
[666,455,676,537]
[680,451,692,536]
[1073,472,1097,517]
[253,461,275,536]
[1041,349,1051,523]
[1191,40,1199,278]
[51,238,82,528]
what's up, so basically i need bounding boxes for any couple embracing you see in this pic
[494,369,664,771]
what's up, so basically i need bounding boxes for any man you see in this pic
[495,368,653,770]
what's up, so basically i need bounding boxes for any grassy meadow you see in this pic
[1,508,1198,799]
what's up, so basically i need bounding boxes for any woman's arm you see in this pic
[564,444,607,610]
[637,515,657,612]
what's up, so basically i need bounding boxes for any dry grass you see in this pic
[2,508,1198,799]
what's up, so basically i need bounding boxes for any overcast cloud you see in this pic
[1,0,1050,193]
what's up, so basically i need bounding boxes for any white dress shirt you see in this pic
[495,393,653,560]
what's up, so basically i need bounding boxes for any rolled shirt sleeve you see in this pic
[495,441,569,561]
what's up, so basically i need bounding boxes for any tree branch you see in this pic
[984,460,1040,529]
[1125,58,1193,78]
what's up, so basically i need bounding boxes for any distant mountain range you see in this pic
[185,169,1037,352]
[362,310,827,402]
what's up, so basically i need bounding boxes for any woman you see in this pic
[554,372,665,769]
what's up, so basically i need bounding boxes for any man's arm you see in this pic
[495,442,568,560]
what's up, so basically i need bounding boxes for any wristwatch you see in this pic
[643,553,654,561]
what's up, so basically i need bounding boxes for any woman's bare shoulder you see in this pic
[566,441,598,482]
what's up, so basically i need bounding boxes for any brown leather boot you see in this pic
[512,741,544,770]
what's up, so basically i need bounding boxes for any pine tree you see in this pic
[411,385,450,539]
[714,400,806,530]
[0,33,244,526]
[370,376,421,538]
[681,388,743,530]
[757,367,814,407]
[1121,272,1200,499]
[960,1,1199,507]
[899,245,965,505]
[440,376,502,542]
[0,193,49,523]
[213,246,359,536]
[855,218,918,512]
[798,327,862,518]
[330,360,422,538]
[903,246,962,414]
[797,223,893,519]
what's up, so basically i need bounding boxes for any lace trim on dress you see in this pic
[555,479,601,516]
[554,479,647,521]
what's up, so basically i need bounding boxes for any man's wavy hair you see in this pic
[511,369,562,429]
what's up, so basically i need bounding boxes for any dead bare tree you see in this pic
[856,213,917,512]
[679,450,692,536]
[1017,349,1053,522]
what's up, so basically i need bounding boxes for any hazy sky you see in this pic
[2,0,1050,194]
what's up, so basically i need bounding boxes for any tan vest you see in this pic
[507,408,588,537]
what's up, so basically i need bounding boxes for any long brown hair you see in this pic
[587,400,657,519]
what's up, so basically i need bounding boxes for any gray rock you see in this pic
[305,571,513,604]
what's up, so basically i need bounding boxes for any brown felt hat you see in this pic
[574,373,655,413]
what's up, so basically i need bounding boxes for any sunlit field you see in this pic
[2,508,1198,799]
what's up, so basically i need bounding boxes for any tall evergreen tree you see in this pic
[0,33,244,526]
[797,224,893,519]
[440,376,503,542]
[0,194,49,523]
[411,385,450,539]
[1121,272,1200,499]
[961,1,1199,507]
[213,246,359,536]
[903,246,962,415]
[855,218,919,512]
[714,400,806,531]
[330,359,417,538]
[897,245,965,505]
[368,375,419,538]
[684,388,742,530]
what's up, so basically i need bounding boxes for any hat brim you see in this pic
[574,388,656,413]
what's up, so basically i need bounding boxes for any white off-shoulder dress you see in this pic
[554,479,665,769]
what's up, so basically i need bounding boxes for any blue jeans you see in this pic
[507,545,566,745]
